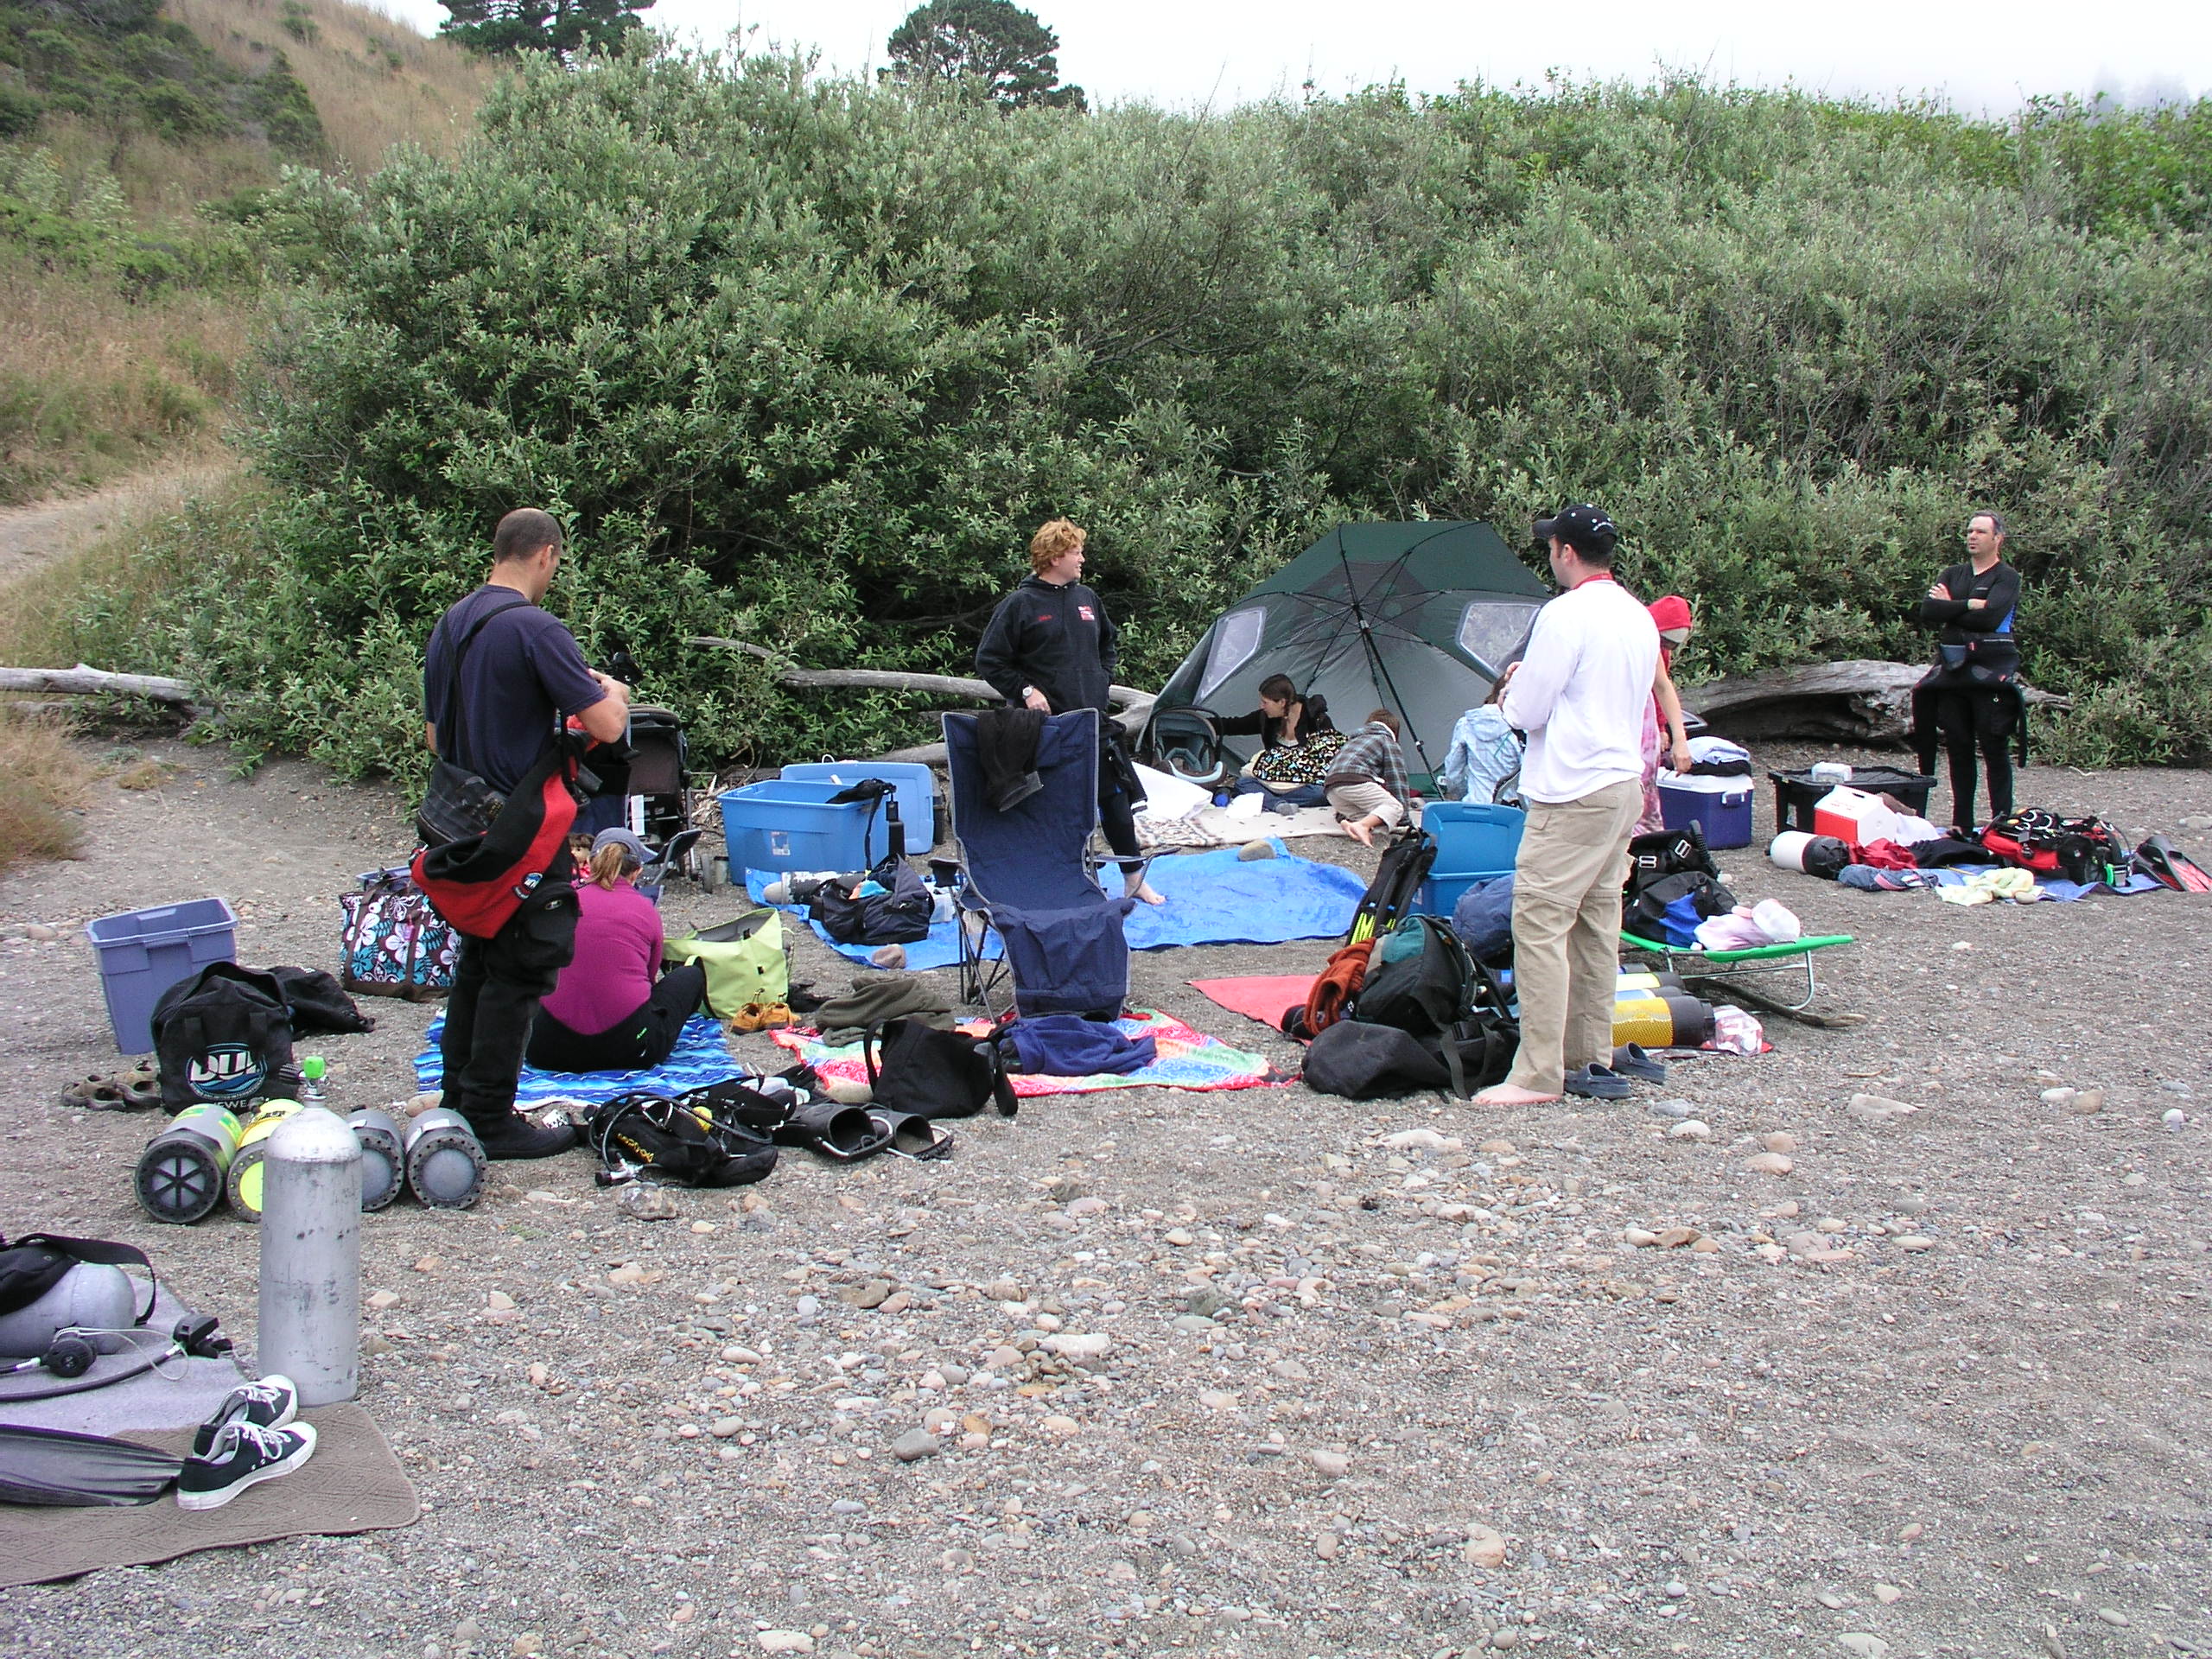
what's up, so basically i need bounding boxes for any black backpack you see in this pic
[1344,914,1517,1098]
[150,963,298,1114]
[1624,869,1739,946]
[1353,915,1479,1039]
[1625,822,1720,899]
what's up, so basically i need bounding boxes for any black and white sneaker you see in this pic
[191,1374,299,1457]
[176,1421,317,1510]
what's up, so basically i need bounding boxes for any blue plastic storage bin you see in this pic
[720,780,889,874]
[777,761,938,851]
[1658,780,1753,849]
[1417,868,1503,918]
[1422,801,1526,873]
[1412,802,1523,916]
[86,897,238,1054]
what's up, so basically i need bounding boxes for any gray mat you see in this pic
[0,1403,417,1587]
[0,1287,248,1435]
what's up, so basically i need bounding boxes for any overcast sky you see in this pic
[373,0,2208,114]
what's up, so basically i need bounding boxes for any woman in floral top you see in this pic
[1217,674,1341,812]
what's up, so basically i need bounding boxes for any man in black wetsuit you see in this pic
[423,508,631,1157]
[1913,511,2024,837]
[975,518,1163,905]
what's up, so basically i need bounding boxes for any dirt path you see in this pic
[2,741,2211,1657]
[0,458,239,590]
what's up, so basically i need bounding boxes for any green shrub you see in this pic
[84,52,2212,775]
[0,87,41,137]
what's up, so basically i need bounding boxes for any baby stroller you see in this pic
[582,705,705,889]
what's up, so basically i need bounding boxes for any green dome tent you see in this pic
[1141,521,1548,790]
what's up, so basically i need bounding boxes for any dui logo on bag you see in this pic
[186,1043,265,1099]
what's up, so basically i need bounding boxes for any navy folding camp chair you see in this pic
[943,709,1138,1020]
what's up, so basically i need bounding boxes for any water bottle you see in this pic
[258,1105,362,1406]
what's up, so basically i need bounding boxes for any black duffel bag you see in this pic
[810,855,934,947]
[1302,1013,1516,1101]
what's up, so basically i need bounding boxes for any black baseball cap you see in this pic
[1533,504,1618,557]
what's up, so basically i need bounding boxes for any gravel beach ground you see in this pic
[3,736,2209,1659]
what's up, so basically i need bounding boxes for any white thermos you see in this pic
[257,1105,362,1406]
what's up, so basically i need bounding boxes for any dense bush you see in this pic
[79,49,2212,775]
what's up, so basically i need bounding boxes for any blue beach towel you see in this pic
[746,841,1365,967]
[415,1013,745,1106]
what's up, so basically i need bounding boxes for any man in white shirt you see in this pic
[1476,505,1661,1106]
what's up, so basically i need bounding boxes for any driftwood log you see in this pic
[0,664,198,704]
[686,636,1156,765]
[1687,658,2068,744]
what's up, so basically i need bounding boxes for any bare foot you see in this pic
[1474,1084,1560,1105]
[1344,816,1376,848]
[1128,880,1166,906]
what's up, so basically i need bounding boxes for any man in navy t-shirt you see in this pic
[422,508,629,1158]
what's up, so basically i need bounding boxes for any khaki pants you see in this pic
[1326,779,1406,829]
[1503,778,1642,1094]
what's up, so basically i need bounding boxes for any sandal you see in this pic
[1562,1063,1633,1101]
[867,1109,955,1161]
[1611,1044,1668,1084]
[772,1102,893,1163]
[58,1073,128,1110]
[120,1060,161,1108]
[61,1065,158,1110]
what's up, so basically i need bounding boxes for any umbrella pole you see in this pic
[1335,535,1440,780]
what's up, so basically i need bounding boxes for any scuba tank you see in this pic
[226,1099,303,1222]
[346,1109,405,1211]
[404,1109,486,1210]
[1612,990,1713,1051]
[257,1105,361,1407]
[135,1103,242,1224]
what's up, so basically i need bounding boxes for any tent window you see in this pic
[1457,601,1539,673]
[1198,607,1266,699]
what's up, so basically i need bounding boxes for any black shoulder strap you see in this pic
[3,1234,157,1328]
[981,1022,1018,1118]
[433,590,532,772]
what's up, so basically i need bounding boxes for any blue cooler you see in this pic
[1657,779,1753,849]
[720,780,895,874]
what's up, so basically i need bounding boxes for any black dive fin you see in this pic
[0,1424,182,1506]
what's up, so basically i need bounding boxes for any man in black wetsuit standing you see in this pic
[1913,511,2024,837]
[975,518,1164,905]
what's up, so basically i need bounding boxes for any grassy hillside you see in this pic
[0,0,491,505]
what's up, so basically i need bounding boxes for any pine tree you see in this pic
[438,0,653,64]
[886,0,1085,111]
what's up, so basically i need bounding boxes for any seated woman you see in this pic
[1324,709,1411,848]
[1440,680,1522,804]
[1213,674,1340,811]
[526,829,706,1073]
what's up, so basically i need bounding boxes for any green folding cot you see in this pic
[1618,930,1857,1020]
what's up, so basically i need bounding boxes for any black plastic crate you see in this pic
[1770,767,1937,833]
